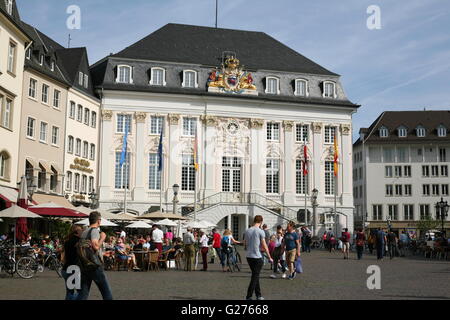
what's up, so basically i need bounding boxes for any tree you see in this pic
[416,216,440,238]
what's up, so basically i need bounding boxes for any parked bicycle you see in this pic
[226,245,242,273]
[0,241,16,276]
[16,247,62,279]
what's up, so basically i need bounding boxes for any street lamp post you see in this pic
[172,184,179,215]
[435,197,449,237]
[311,188,319,236]
[89,189,99,209]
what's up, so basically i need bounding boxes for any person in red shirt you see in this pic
[341,228,351,259]
[211,228,223,265]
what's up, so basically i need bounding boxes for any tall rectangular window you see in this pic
[79,72,84,86]
[74,173,80,192]
[442,184,449,196]
[117,114,132,133]
[422,184,430,196]
[1,98,12,129]
[183,71,196,88]
[27,117,35,138]
[69,101,75,119]
[385,184,393,196]
[51,126,59,145]
[90,144,95,160]
[77,105,83,122]
[388,204,398,220]
[295,124,309,143]
[7,41,16,73]
[422,166,430,177]
[149,153,161,190]
[267,122,280,141]
[115,152,130,189]
[325,161,335,195]
[41,84,49,104]
[151,68,164,86]
[53,90,60,108]
[373,205,383,221]
[385,166,393,177]
[66,171,72,191]
[181,154,195,191]
[183,118,196,136]
[323,82,335,98]
[81,175,87,193]
[83,141,88,158]
[84,109,90,125]
[39,122,48,143]
[395,185,402,196]
[324,126,336,144]
[404,165,411,177]
[431,165,439,177]
[118,66,131,83]
[295,80,307,96]
[266,159,280,194]
[75,139,81,156]
[91,112,97,128]
[29,78,37,98]
[404,205,414,220]
[441,165,448,177]
[394,166,402,177]
[439,148,447,162]
[68,136,74,153]
[404,185,412,196]
[150,116,164,135]
[296,160,308,194]
[89,177,94,193]
[266,78,278,94]
[222,157,242,193]
[84,74,89,88]
[432,184,440,196]
[420,204,430,220]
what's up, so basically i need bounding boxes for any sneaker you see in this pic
[288,274,294,280]
[281,273,287,279]
[291,272,297,279]
[256,296,265,300]
[270,274,277,279]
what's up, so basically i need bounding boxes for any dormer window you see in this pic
[182,70,198,88]
[294,79,308,97]
[50,60,55,72]
[150,67,166,86]
[78,72,84,85]
[323,81,336,98]
[84,74,89,88]
[26,47,31,59]
[437,125,447,137]
[379,126,389,138]
[398,126,408,138]
[39,54,44,66]
[265,77,279,95]
[116,65,132,84]
[6,0,12,15]
[416,126,426,137]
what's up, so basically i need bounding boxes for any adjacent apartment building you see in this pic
[353,110,450,236]
[0,0,30,193]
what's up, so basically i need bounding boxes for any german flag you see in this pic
[333,132,338,176]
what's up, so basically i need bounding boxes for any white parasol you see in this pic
[75,218,118,227]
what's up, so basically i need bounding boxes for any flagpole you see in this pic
[124,160,127,215]
[334,173,337,238]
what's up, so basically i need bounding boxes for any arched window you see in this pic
[116,65,133,84]
[416,126,426,137]
[182,70,198,88]
[379,126,389,138]
[150,67,166,86]
[265,77,280,95]
[323,81,336,98]
[294,79,308,96]
[437,125,447,137]
[0,151,10,180]
[397,126,408,138]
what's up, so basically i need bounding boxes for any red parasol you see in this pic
[15,176,30,242]
[28,202,87,218]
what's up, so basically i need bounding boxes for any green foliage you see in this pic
[416,216,440,234]
[49,219,72,240]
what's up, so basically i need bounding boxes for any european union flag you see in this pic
[119,123,128,167]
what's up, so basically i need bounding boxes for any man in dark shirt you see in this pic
[62,225,82,300]
[387,231,397,260]
[376,228,387,260]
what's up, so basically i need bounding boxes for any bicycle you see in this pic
[0,241,16,276]
[16,247,62,279]
[226,245,241,273]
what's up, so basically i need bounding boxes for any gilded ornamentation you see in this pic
[283,121,294,132]
[250,119,264,129]
[207,56,257,93]
[134,112,147,123]
[102,110,113,121]
[313,122,322,133]
[340,124,351,135]
[168,114,180,125]
[201,115,219,127]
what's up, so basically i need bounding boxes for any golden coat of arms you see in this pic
[207,57,257,94]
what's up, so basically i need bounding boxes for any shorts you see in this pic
[342,242,350,252]
[286,249,297,263]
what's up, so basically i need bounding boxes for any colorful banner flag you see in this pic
[119,123,129,167]
[303,145,308,176]
[158,126,163,172]
[333,132,338,176]
[193,129,199,171]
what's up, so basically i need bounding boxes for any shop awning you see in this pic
[28,202,87,218]
[0,185,18,208]
[32,193,77,209]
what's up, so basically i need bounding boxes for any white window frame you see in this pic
[116,114,132,134]
[67,136,74,154]
[26,48,31,60]
[265,77,280,95]
[53,90,60,108]
[75,139,81,156]
[6,0,12,15]
[150,67,166,86]
[323,81,336,98]
[89,176,94,193]
[39,121,48,143]
[116,65,133,84]
[1,96,12,130]
[324,126,336,144]
[84,108,90,125]
[404,184,412,196]
[39,54,44,66]
[437,126,447,137]
[148,153,161,190]
[41,84,49,104]
[266,122,280,141]
[182,70,198,88]
[82,141,89,159]
[77,105,83,122]
[181,154,195,191]
[69,101,75,119]
[74,173,80,192]
[442,184,449,196]
[89,144,95,160]
[91,111,97,128]
[7,40,16,74]
[398,127,408,138]
[150,116,164,135]
[26,117,36,139]
[266,158,280,194]
[84,74,89,88]
[78,72,84,86]
[51,126,59,146]
[416,126,426,137]
[29,78,37,99]
[379,126,389,138]
[325,161,335,195]
[66,171,72,191]
[295,124,309,143]
[182,117,197,137]
[50,60,55,72]
[294,79,309,97]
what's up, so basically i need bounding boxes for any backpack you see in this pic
[221,236,231,251]
[76,228,102,272]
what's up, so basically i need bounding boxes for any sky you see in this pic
[16,0,450,141]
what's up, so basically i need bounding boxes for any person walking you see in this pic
[355,228,366,260]
[77,211,113,300]
[341,228,351,259]
[211,228,223,265]
[399,230,409,257]
[61,225,82,300]
[270,229,287,279]
[368,232,375,254]
[282,221,301,280]
[326,228,334,252]
[183,227,195,271]
[244,215,273,300]
[387,230,397,260]
[199,231,209,271]
[221,229,240,272]
[375,228,386,260]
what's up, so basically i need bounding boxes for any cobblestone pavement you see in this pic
[1,249,449,300]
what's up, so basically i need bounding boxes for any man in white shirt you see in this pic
[120,230,126,240]
[151,225,164,256]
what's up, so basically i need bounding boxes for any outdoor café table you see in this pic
[132,250,148,270]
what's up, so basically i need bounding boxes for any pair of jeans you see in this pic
[62,269,78,300]
[273,257,286,273]
[356,245,364,260]
[222,248,231,268]
[388,243,396,259]
[76,267,113,300]
[214,247,223,265]
[246,258,264,299]
[200,247,208,270]
[376,242,384,260]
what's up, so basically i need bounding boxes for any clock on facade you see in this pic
[227,121,240,135]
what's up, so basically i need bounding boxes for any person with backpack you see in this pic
[76,211,113,300]
[221,229,240,272]
[61,225,83,300]
[355,228,366,260]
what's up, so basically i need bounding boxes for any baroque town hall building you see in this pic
[91,24,359,238]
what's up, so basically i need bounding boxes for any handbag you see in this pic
[295,257,303,274]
